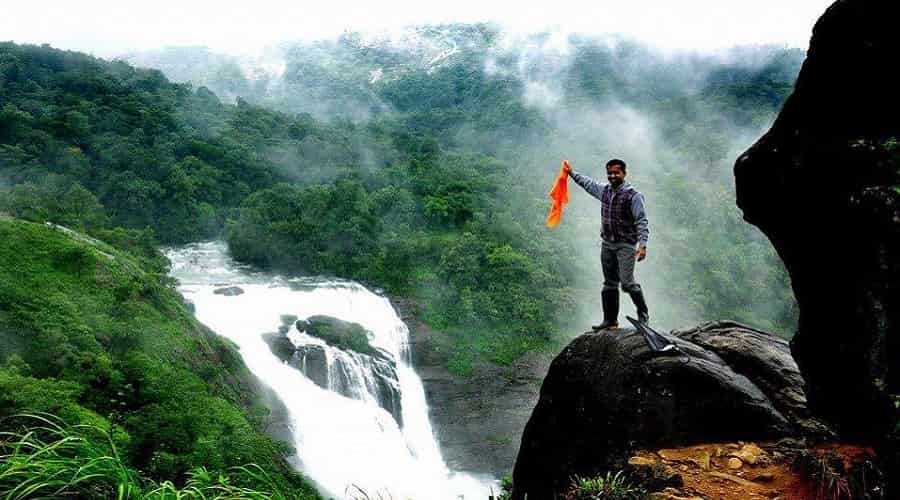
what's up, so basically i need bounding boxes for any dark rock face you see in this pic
[394,297,548,477]
[261,331,295,361]
[734,0,899,441]
[511,326,813,500]
[213,286,244,296]
[293,344,402,426]
[292,344,330,390]
[278,315,298,334]
[673,321,833,440]
[369,354,402,423]
[261,325,403,426]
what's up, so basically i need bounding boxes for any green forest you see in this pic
[1,31,802,494]
[0,35,801,365]
[0,218,321,498]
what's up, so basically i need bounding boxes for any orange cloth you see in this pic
[546,160,570,228]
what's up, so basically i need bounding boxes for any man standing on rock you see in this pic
[565,159,650,329]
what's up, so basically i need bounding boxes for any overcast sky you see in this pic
[3,0,834,57]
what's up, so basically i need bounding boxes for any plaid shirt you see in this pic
[570,170,649,246]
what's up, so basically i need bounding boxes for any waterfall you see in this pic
[166,242,494,499]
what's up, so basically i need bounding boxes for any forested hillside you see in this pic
[0,218,320,498]
[2,31,802,378]
[0,42,382,242]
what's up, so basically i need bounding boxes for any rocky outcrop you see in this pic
[673,321,832,440]
[262,317,403,426]
[296,315,379,357]
[292,344,330,389]
[511,325,822,500]
[735,0,899,442]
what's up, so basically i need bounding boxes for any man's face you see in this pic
[606,165,626,186]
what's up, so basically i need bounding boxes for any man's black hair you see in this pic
[606,158,627,172]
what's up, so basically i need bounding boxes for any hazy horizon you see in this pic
[4,0,832,58]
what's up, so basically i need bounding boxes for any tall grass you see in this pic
[145,465,286,499]
[0,413,140,499]
[793,451,853,500]
[0,413,288,499]
[343,484,395,500]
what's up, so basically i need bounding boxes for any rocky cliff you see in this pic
[511,324,824,499]
[735,0,899,444]
[395,297,549,477]
[512,1,900,497]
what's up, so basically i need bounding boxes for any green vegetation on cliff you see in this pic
[297,316,379,357]
[0,218,319,498]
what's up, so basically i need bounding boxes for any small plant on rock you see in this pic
[793,450,853,500]
[563,471,646,500]
[492,474,513,500]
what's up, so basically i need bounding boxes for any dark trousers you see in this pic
[601,240,641,293]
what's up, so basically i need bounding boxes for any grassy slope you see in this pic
[0,217,320,498]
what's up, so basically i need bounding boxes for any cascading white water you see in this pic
[166,241,495,499]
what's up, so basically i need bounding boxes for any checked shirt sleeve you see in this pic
[631,193,650,246]
[569,170,605,200]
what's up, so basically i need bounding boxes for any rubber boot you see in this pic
[592,289,619,331]
[627,288,650,324]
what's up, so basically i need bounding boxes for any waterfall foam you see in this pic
[167,241,495,499]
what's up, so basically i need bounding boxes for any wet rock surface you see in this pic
[292,344,330,390]
[511,325,816,500]
[261,331,295,360]
[261,316,403,426]
[213,286,244,296]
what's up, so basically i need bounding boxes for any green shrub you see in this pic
[564,471,646,500]
[494,474,513,500]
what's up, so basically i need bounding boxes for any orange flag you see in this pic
[546,160,570,228]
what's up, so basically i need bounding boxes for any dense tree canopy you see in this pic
[2,35,802,378]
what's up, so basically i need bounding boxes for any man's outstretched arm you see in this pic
[567,168,605,200]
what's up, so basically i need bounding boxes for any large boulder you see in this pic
[673,321,832,440]
[734,0,899,441]
[512,325,810,500]
[262,320,403,426]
